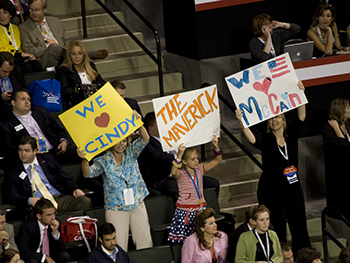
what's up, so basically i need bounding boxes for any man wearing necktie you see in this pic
[16,198,71,263]
[19,0,108,70]
[4,135,92,213]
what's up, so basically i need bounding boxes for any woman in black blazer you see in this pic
[57,40,106,109]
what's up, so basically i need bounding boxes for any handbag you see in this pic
[74,83,101,103]
[28,78,62,112]
[61,216,98,252]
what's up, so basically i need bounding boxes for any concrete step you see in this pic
[218,172,260,204]
[220,195,259,223]
[78,31,143,54]
[94,52,162,79]
[310,235,346,260]
[47,0,105,15]
[58,10,124,38]
[104,70,183,99]
[206,155,262,179]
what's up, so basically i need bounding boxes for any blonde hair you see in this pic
[60,40,98,82]
[266,114,287,134]
[181,148,198,169]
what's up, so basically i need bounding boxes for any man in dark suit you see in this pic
[111,80,143,118]
[86,223,134,263]
[0,88,74,165]
[0,209,19,256]
[0,52,26,117]
[137,112,178,198]
[4,135,91,213]
[16,198,71,263]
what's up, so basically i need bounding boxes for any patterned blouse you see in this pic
[88,137,149,211]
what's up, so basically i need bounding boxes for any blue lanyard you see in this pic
[184,168,202,204]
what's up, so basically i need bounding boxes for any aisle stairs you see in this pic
[47,0,342,260]
[47,0,183,115]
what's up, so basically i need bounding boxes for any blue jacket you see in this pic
[86,243,134,263]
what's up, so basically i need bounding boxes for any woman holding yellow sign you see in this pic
[235,81,310,256]
[77,110,152,252]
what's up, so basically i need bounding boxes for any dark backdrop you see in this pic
[163,0,350,59]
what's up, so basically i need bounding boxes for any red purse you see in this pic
[61,216,98,252]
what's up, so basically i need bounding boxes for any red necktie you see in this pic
[42,227,50,256]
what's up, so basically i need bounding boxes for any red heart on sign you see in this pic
[94,112,110,128]
[253,77,272,95]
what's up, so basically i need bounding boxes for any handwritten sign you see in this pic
[225,53,308,128]
[153,85,220,151]
[59,83,143,161]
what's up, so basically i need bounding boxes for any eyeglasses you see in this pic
[29,8,43,13]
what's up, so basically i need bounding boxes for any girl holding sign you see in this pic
[77,110,152,252]
[235,81,310,256]
[168,135,222,243]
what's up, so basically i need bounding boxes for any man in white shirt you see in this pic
[16,198,71,263]
[86,223,134,263]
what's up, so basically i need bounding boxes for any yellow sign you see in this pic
[59,82,143,161]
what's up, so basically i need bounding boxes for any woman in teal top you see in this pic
[235,205,283,263]
[77,110,153,252]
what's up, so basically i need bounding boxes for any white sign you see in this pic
[152,85,220,151]
[225,53,308,128]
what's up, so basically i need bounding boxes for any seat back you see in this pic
[7,220,23,238]
[56,210,85,223]
[86,206,105,226]
[128,245,174,263]
[203,188,220,215]
[145,196,175,228]
[144,196,175,246]
[24,71,56,87]
[61,163,82,184]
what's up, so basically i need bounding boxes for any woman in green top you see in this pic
[235,205,283,263]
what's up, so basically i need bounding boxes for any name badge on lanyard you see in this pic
[278,141,299,184]
[123,188,134,206]
[254,229,272,263]
[37,137,49,153]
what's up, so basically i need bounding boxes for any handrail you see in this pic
[80,0,164,97]
[218,92,263,170]
[321,206,350,263]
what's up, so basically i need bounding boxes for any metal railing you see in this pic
[201,92,263,170]
[80,0,164,97]
[79,1,262,168]
[218,92,263,170]
[322,206,350,263]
